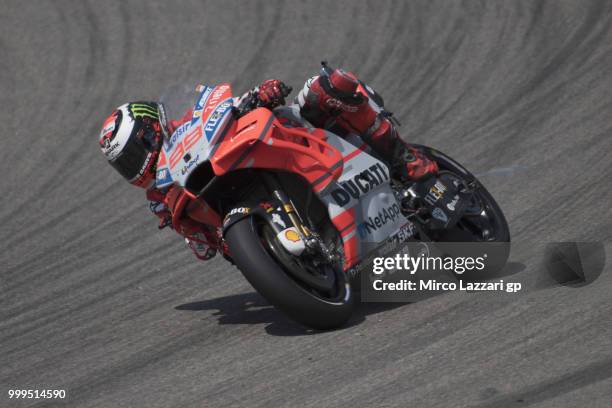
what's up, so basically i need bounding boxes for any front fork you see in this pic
[222,173,338,263]
[221,173,311,257]
[261,173,318,251]
[263,176,340,266]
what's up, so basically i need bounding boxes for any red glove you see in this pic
[185,238,217,261]
[257,79,291,108]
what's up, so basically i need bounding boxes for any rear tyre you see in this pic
[411,145,511,279]
[414,144,510,243]
[225,216,354,330]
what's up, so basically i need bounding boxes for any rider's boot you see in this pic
[364,116,439,182]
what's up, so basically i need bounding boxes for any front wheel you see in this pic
[225,216,354,330]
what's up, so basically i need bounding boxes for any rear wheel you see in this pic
[412,144,510,243]
[405,145,511,279]
[225,216,354,330]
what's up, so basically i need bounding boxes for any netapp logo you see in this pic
[331,164,389,206]
[357,203,401,238]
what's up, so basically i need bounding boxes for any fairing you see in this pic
[156,83,234,189]
[156,82,411,270]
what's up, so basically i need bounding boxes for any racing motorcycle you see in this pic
[156,73,509,330]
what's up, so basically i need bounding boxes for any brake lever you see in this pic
[281,84,293,98]
[234,92,258,117]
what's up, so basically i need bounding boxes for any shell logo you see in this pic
[284,230,301,242]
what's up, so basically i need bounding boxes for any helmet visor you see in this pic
[109,135,150,181]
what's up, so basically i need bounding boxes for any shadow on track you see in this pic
[174,261,524,336]
[175,292,407,336]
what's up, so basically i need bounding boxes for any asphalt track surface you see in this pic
[2,1,612,407]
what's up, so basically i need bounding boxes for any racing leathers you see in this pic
[296,66,438,180]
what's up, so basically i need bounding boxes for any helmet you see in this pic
[99,102,162,189]
[318,68,363,106]
[328,69,358,95]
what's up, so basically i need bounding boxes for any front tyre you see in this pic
[225,216,354,330]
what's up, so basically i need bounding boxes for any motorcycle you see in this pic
[155,71,510,330]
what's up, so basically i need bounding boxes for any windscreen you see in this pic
[158,84,199,137]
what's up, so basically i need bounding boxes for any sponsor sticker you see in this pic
[203,84,231,115]
[166,122,191,151]
[357,203,402,238]
[223,207,251,226]
[424,180,448,206]
[180,154,200,175]
[330,163,389,206]
[99,110,120,148]
[432,207,449,223]
[447,195,459,211]
[192,86,214,124]
[229,207,250,216]
[156,167,172,186]
[272,213,287,229]
[204,100,232,141]
[285,229,301,242]
[128,103,159,120]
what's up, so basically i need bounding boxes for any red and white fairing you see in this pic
[156,84,235,189]
[317,133,409,267]
[155,82,413,270]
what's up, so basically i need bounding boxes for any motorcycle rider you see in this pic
[98,66,438,261]
[296,64,438,181]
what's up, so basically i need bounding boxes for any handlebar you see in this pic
[234,83,293,117]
